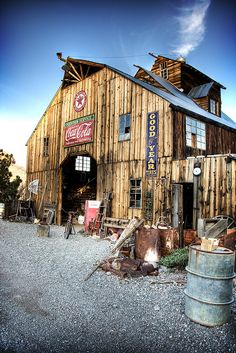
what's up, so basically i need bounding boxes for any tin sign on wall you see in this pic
[146,112,158,176]
[74,90,87,112]
[64,114,95,147]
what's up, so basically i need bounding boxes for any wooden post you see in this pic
[172,184,184,248]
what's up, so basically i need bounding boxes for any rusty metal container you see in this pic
[135,228,161,268]
[185,245,235,327]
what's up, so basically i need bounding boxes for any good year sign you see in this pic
[146,112,159,176]
[64,114,95,147]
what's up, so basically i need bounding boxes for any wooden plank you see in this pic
[205,219,228,238]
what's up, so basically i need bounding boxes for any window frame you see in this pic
[75,156,91,172]
[119,113,131,141]
[209,98,217,115]
[159,62,169,80]
[129,178,142,209]
[186,116,206,150]
[43,137,49,157]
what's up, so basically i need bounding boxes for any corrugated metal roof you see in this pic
[107,65,236,131]
[188,82,214,98]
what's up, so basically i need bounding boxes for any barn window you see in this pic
[159,62,168,80]
[119,113,131,141]
[43,137,49,156]
[210,98,217,115]
[129,179,142,208]
[75,156,90,172]
[186,117,206,150]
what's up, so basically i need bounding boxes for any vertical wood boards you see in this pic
[26,64,236,225]
[171,156,236,221]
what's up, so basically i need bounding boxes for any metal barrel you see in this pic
[184,244,235,327]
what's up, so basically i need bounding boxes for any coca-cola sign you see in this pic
[64,114,95,147]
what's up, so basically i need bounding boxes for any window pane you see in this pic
[75,156,90,171]
[186,125,191,132]
[186,138,192,146]
[186,117,205,150]
[119,114,131,141]
[125,114,130,128]
[129,179,142,208]
[186,132,191,139]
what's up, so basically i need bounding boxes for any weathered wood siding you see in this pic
[26,89,62,213]
[173,110,236,160]
[172,156,236,220]
[27,67,173,222]
[59,68,173,220]
[26,64,236,225]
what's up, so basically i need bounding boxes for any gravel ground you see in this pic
[0,219,235,353]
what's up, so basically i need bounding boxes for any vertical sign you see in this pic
[146,112,158,176]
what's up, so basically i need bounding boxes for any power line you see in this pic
[76,54,149,59]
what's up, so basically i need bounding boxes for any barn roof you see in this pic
[107,65,236,131]
[27,56,236,146]
[188,82,214,99]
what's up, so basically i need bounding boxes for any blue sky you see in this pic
[0,0,235,166]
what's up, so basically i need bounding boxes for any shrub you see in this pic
[159,248,189,270]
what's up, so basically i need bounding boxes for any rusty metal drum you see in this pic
[184,245,235,327]
[135,228,161,268]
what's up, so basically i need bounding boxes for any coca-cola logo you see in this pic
[65,122,93,143]
[74,90,87,112]
[64,114,95,147]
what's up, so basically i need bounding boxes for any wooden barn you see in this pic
[26,53,236,230]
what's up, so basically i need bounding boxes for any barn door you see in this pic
[172,184,184,247]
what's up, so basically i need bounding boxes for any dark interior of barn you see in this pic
[61,155,97,223]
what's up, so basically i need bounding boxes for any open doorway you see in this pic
[61,154,97,223]
[182,183,193,229]
[172,183,193,229]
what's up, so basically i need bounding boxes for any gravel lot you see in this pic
[0,219,235,353]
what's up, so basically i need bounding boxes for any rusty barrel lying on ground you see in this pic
[184,244,235,327]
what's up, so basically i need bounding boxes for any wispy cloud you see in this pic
[172,0,211,57]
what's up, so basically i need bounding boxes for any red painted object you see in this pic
[84,200,101,233]
[64,114,95,147]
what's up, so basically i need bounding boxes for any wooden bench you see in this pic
[103,217,130,235]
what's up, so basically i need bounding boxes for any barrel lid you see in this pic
[190,244,234,255]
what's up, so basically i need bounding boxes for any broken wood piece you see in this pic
[111,218,145,254]
[84,256,117,281]
[84,262,102,281]
[205,219,228,238]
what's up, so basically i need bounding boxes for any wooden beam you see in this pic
[64,78,80,83]
[79,64,84,79]
[68,62,82,81]
[85,65,90,78]
[205,219,228,238]
[149,52,158,59]
[67,70,81,82]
